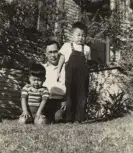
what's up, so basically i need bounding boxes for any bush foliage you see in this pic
[0,0,66,69]
[0,0,112,69]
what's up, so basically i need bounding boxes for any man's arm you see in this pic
[57,54,65,81]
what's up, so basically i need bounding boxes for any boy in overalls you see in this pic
[57,22,91,123]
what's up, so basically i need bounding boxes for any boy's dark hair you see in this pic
[72,21,87,33]
[29,63,46,78]
[45,40,60,49]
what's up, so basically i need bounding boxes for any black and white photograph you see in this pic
[0,0,133,152]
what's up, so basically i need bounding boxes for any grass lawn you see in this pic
[0,115,133,153]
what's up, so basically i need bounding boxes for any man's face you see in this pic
[46,43,59,66]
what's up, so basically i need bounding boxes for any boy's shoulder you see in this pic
[62,42,71,47]
[84,44,90,50]
[59,42,71,54]
[39,86,49,96]
[39,86,49,92]
[22,84,48,92]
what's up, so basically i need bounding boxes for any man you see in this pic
[42,40,66,123]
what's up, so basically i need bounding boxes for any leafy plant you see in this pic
[0,0,67,69]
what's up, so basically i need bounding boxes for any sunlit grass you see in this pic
[0,114,133,153]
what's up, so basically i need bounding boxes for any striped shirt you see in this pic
[21,84,49,107]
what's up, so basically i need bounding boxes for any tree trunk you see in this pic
[36,0,43,31]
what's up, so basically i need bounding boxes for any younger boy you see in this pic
[18,63,49,125]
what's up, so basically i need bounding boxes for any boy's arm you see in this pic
[36,97,48,116]
[21,86,30,117]
[57,54,65,81]
[36,88,49,116]
[20,97,30,119]
[21,98,29,114]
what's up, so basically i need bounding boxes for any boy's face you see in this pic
[29,75,44,89]
[72,28,85,45]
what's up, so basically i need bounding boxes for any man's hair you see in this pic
[29,63,46,78]
[72,21,87,33]
[45,40,60,49]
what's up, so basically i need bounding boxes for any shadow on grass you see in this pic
[85,114,127,124]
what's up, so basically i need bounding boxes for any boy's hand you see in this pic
[35,112,42,118]
[34,114,46,125]
[21,111,30,119]
[57,72,61,82]
[61,102,66,110]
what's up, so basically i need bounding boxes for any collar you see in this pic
[45,62,57,70]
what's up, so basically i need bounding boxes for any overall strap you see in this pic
[82,45,86,60]
[71,43,84,53]
[82,44,84,53]
[71,43,74,51]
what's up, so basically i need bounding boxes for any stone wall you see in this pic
[0,69,28,119]
[86,67,129,120]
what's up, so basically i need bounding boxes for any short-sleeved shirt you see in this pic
[21,84,49,107]
[42,63,66,99]
[59,42,91,63]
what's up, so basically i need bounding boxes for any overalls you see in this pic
[65,43,89,122]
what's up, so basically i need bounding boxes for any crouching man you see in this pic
[42,40,66,123]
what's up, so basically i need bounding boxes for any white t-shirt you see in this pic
[42,63,66,99]
[59,42,91,63]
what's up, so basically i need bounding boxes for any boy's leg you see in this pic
[65,82,76,122]
[34,115,47,125]
[29,106,47,125]
[65,64,76,123]
[75,69,89,122]
[18,114,32,124]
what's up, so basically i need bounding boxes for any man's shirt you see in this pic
[42,63,66,99]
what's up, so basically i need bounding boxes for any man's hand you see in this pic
[61,102,66,110]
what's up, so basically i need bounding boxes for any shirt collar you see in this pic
[45,62,57,70]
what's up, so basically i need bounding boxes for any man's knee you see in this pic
[54,109,65,123]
